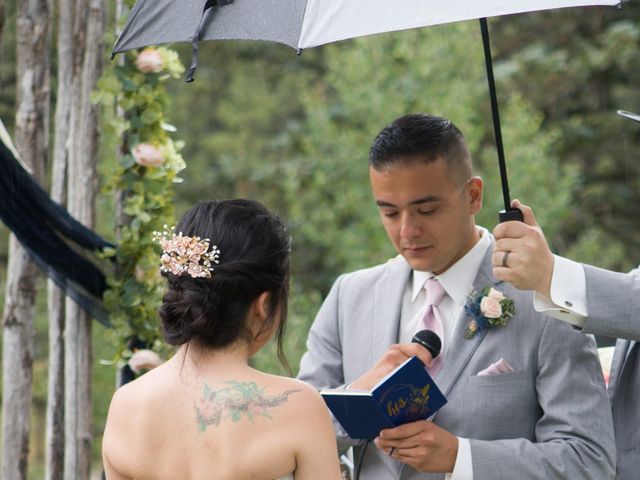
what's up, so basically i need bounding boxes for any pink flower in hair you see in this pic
[153,225,221,278]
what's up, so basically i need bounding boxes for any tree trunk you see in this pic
[63,0,104,478]
[1,0,51,479]
[44,0,74,475]
[1,237,38,480]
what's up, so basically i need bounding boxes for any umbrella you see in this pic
[618,110,640,123]
[112,0,623,221]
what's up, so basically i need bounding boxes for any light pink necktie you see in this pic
[417,277,446,377]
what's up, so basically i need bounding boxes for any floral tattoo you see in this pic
[195,381,300,432]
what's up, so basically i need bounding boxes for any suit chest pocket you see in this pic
[455,371,540,439]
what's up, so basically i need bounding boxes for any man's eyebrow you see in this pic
[375,195,441,208]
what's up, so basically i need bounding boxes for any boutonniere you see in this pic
[464,287,515,340]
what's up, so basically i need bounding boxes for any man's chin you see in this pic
[401,254,440,273]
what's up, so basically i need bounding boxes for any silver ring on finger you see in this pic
[502,251,511,268]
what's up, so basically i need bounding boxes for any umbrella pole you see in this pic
[479,18,523,223]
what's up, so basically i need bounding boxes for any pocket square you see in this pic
[477,358,515,376]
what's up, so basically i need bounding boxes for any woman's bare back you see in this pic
[103,354,341,480]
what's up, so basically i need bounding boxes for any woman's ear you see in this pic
[248,291,272,341]
[255,291,270,321]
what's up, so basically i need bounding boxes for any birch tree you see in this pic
[44,0,74,475]
[1,0,51,479]
[63,0,104,477]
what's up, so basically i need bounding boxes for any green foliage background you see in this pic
[0,2,639,477]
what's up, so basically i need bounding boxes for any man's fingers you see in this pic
[397,343,433,367]
[492,218,529,241]
[492,265,515,283]
[491,250,514,270]
[492,237,528,258]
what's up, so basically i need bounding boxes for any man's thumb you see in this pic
[511,199,538,227]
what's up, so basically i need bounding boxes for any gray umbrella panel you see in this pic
[113,0,622,55]
[112,0,306,54]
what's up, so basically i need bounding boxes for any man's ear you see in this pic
[467,176,483,214]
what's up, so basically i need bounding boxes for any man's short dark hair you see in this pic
[368,113,471,182]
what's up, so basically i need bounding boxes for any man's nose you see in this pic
[400,214,420,239]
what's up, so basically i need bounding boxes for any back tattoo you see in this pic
[195,381,300,432]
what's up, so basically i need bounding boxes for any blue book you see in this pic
[320,356,447,440]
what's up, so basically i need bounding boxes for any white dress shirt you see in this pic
[533,255,588,327]
[398,227,491,480]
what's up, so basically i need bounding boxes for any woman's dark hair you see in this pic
[158,199,291,368]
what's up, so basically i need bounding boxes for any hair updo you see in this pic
[158,199,291,365]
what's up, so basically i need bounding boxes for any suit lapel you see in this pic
[435,250,499,399]
[371,257,412,367]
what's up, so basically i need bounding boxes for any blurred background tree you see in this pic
[0,2,638,477]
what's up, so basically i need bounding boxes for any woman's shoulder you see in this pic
[107,361,175,414]
[259,372,319,396]
[256,373,329,419]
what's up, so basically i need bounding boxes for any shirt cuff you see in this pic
[446,437,473,480]
[533,255,587,328]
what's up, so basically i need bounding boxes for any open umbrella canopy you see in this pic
[112,0,623,218]
[113,0,620,54]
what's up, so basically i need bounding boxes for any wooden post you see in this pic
[63,0,104,478]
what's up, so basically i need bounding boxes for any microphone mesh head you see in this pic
[412,329,442,358]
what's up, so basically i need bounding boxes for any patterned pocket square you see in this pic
[477,357,515,376]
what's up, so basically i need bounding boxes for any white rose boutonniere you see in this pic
[464,287,515,340]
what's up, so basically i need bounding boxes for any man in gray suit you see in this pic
[298,113,616,479]
[492,198,639,480]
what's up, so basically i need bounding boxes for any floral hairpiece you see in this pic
[152,225,220,278]
[463,286,515,340]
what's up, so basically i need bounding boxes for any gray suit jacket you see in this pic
[299,250,616,480]
[582,265,640,480]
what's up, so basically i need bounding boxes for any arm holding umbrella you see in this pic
[490,109,640,480]
[492,201,640,340]
[492,109,640,338]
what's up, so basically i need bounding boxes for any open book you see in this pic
[320,356,447,440]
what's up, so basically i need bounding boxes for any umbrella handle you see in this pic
[498,208,523,223]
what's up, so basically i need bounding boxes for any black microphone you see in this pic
[412,329,442,360]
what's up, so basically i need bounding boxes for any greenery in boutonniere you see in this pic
[93,44,186,361]
[464,287,515,340]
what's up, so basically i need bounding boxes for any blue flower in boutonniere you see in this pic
[464,287,515,340]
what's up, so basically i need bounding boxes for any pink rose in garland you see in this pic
[132,143,165,167]
[135,48,164,73]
